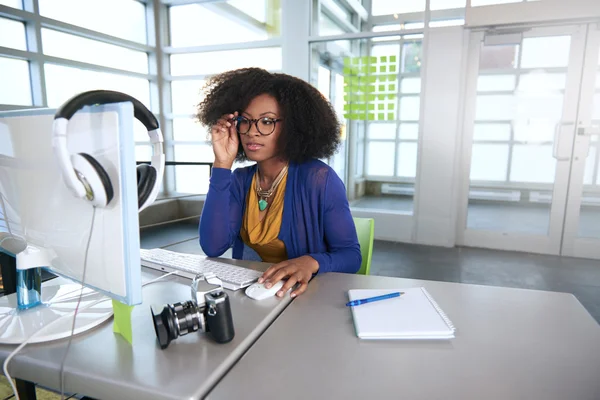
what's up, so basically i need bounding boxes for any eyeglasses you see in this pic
[233,116,283,136]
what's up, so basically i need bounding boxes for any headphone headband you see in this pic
[54,90,159,132]
[52,90,165,211]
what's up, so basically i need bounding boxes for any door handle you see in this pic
[577,125,600,136]
[552,122,572,161]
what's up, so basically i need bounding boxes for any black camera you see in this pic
[151,273,235,349]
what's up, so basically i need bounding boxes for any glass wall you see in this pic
[167,0,282,196]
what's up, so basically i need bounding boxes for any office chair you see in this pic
[353,217,374,275]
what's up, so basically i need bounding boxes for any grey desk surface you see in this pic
[207,272,600,400]
[0,259,290,400]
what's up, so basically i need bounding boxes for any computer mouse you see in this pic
[245,280,287,300]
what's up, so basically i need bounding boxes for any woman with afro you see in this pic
[197,67,361,298]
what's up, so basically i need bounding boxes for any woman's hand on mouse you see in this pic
[211,112,239,170]
[258,256,319,298]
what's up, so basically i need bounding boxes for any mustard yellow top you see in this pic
[240,172,288,263]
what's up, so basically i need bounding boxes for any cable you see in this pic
[59,206,96,400]
[3,206,179,400]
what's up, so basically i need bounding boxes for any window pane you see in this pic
[173,118,209,142]
[583,146,595,185]
[431,0,466,9]
[513,121,554,142]
[319,12,346,36]
[401,77,420,93]
[521,36,570,68]
[174,144,214,163]
[0,57,31,105]
[371,0,425,16]
[0,17,26,50]
[472,0,522,5]
[175,165,210,194]
[470,144,508,181]
[473,124,511,141]
[38,0,147,44]
[356,141,364,176]
[367,123,396,139]
[42,29,148,73]
[518,72,566,92]
[402,41,422,73]
[171,80,205,115]
[0,0,21,9]
[169,1,280,47]
[45,64,150,109]
[399,97,420,120]
[475,95,515,120]
[399,123,419,139]
[477,75,515,91]
[592,93,600,120]
[135,145,151,162]
[510,145,555,183]
[397,142,418,177]
[170,47,282,76]
[429,19,465,27]
[367,141,394,176]
[479,44,518,70]
[317,66,331,100]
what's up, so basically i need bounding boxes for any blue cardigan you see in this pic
[199,159,361,274]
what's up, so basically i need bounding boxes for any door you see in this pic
[562,23,600,259]
[458,25,590,255]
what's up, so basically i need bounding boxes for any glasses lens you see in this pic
[258,118,276,135]
[237,117,251,134]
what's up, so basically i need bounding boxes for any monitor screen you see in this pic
[0,102,142,305]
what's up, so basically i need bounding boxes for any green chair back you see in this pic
[353,217,374,275]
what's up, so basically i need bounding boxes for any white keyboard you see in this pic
[140,248,262,291]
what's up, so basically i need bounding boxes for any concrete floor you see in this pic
[140,222,600,324]
[351,196,600,238]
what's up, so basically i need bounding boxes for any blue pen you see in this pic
[345,291,404,307]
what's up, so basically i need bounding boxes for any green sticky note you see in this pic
[343,104,350,111]
[351,77,359,85]
[370,66,377,73]
[360,65,367,73]
[355,103,366,111]
[388,113,394,120]
[390,65,397,73]
[388,103,395,110]
[390,55,397,62]
[380,65,387,73]
[353,57,360,65]
[379,84,385,91]
[378,94,386,100]
[367,94,376,101]
[368,103,375,110]
[380,56,387,63]
[378,103,385,110]
[343,67,351,75]
[344,57,351,66]
[360,56,368,64]
[370,56,377,63]
[368,113,375,120]
[357,94,364,101]
[379,113,385,120]
[112,299,134,344]
[344,95,349,101]
[389,84,397,92]
[343,113,350,120]
[368,76,377,83]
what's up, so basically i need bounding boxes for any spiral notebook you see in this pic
[348,287,456,339]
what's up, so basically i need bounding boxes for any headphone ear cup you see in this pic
[72,153,114,207]
[137,164,157,209]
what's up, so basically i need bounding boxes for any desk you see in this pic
[0,259,290,400]
[207,272,600,400]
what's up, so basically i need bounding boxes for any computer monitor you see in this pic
[0,101,143,343]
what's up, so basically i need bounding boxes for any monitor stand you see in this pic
[0,250,114,344]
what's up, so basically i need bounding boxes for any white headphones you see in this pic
[52,90,165,212]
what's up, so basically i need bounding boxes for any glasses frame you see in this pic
[233,116,283,136]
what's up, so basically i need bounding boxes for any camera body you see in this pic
[151,273,235,349]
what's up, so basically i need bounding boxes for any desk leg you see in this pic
[15,379,37,400]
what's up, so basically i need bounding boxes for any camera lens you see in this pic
[151,301,202,349]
